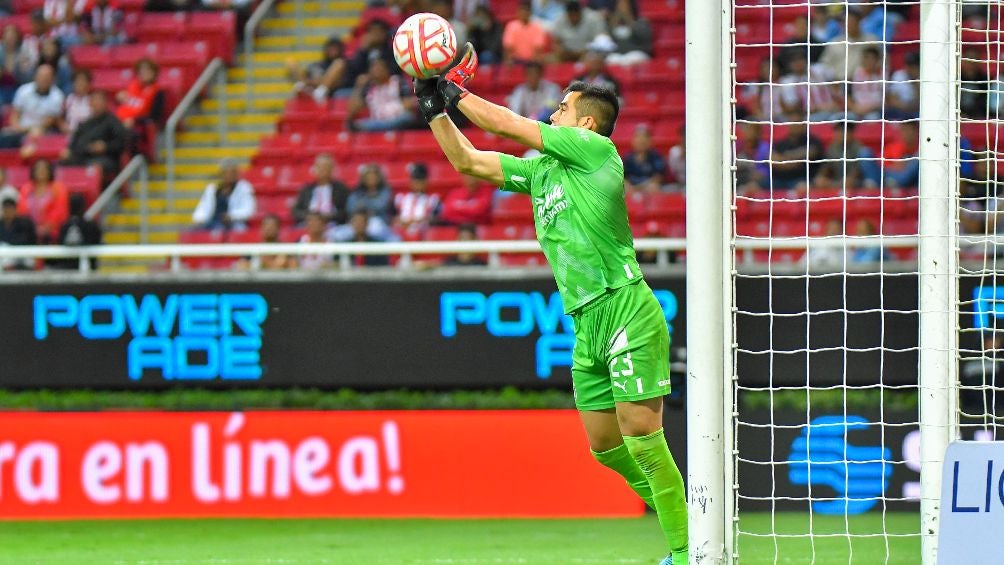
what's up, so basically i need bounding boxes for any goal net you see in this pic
[720,1,999,563]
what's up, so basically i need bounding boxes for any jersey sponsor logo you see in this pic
[534,184,568,228]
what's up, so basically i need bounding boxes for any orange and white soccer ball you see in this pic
[393,13,457,79]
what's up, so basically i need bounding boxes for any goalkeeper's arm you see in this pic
[428,114,505,186]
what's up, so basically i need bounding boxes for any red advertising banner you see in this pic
[0,410,643,520]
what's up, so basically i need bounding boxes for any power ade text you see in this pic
[440,290,678,378]
[34,294,268,381]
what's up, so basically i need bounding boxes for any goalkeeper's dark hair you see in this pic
[565,81,619,137]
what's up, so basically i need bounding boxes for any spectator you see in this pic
[431,0,467,47]
[636,221,671,264]
[439,174,493,225]
[22,10,46,72]
[343,19,398,89]
[887,51,920,119]
[80,0,125,46]
[297,211,333,271]
[60,90,127,182]
[0,64,64,149]
[468,5,503,64]
[18,159,67,243]
[819,8,879,81]
[347,58,418,131]
[347,163,393,225]
[502,0,551,64]
[604,0,651,67]
[960,47,989,119]
[991,70,1004,115]
[115,58,163,129]
[237,214,296,270]
[43,0,85,47]
[344,210,390,266]
[770,121,824,192]
[62,69,92,134]
[848,46,884,119]
[507,61,561,120]
[0,25,35,97]
[823,121,881,189]
[37,37,72,93]
[291,153,350,225]
[0,192,36,270]
[806,218,844,271]
[779,51,842,121]
[850,218,889,264]
[884,121,919,189]
[735,122,770,190]
[49,192,101,269]
[192,159,256,231]
[960,332,1004,427]
[859,2,902,43]
[666,125,685,187]
[574,50,619,93]
[289,36,347,104]
[394,162,440,234]
[552,1,606,62]
[443,223,487,266]
[777,15,823,73]
[623,124,664,193]
[531,0,564,30]
[0,169,16,199]
[809,5,841,43]
[738,58,783,121]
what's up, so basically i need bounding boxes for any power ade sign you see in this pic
[0,410,642,519]
[34,294,267,380]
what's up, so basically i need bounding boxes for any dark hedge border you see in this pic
[0,387,577,411]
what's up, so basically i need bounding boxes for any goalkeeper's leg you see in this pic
[581,410,654,509]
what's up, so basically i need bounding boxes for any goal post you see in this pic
[684,0,732,563]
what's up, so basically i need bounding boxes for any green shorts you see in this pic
[570,279,672,411]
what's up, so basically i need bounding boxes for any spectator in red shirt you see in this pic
[439,174,494,226]
[115,58,162,128]
[502,0,551,64]
[17,159,68,243]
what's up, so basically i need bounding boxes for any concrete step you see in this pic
[178,130,267,146]
[256,35,328,50]
[227,66,288,81]
[276,0,365,14]
[173,146,258,161]
[240,51,318,65]
[122,198,199,212]
[151,163,228,177]
[106,213,191,227]
[213,82,289,96]
[201,97,286,112]
[105,232,178,244]
[261,17,355,31]
[186,113,277,129]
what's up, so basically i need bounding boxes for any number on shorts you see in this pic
[609,352,635,379]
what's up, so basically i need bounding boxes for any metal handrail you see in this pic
[244,0,280,110]
[84,156,150,243]
[164,57,226,213]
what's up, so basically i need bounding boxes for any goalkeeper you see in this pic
[416,44,688,565]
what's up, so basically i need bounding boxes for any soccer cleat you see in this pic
[658,556,672,565]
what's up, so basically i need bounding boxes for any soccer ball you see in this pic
[393,13,457,79]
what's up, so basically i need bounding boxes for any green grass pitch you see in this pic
[0,512,920,564]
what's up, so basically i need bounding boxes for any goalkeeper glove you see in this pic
[437,42,478,109]
[415,76,446,123]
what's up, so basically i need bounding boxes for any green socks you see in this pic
[623,428,689,562]
[591,443,655,510]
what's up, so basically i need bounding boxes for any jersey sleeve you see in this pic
[498,153,538,194]
[538,123,612,172]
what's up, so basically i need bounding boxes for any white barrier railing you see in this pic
[0,235,943,274]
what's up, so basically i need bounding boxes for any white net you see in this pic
[957,1,1003,442]
[729,1,930,562]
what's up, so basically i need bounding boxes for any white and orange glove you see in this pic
[437,42,478,110]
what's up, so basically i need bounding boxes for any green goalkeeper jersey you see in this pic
[499,122,642,314]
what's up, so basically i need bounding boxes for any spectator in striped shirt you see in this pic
[848,47,884,120]
[394,162,440,236]
[347,58,418,132]
[779,51,843,122]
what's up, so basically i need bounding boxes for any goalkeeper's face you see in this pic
[549,92,596,132]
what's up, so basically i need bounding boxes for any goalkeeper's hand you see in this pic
[437,42,478,109]
[415,76,446,123]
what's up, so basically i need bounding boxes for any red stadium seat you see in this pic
[178,230,229,270]
[425,226,458,241]
[130,12,187,42]
[28,135,69,161]
[351,131,399,159]
[187,11,236,62]
[397,130,442,161]
[91,68,133,93]
[57,166,101,204]
[492,194,533,223]
[69,45,111,70]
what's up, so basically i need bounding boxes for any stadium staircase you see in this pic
[99,0,361,271]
